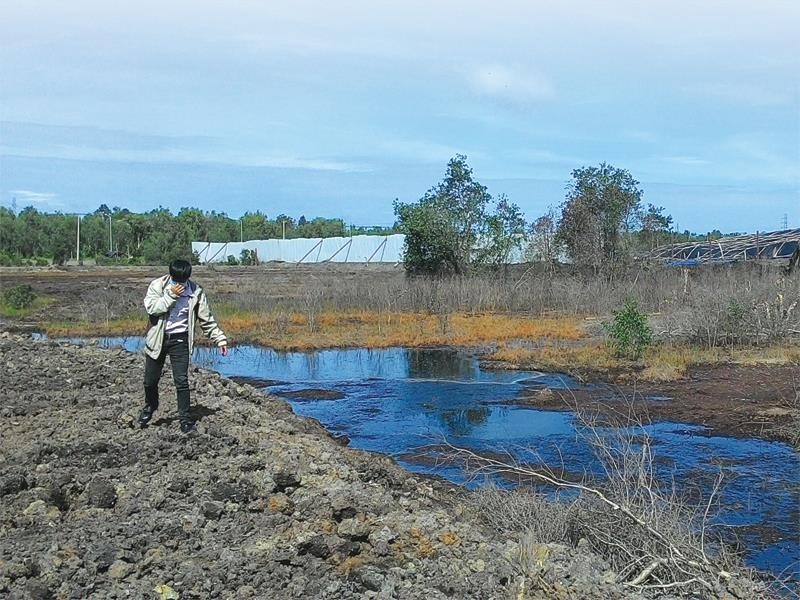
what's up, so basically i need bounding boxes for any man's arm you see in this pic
[196,290,227,347]
[143,278,179,316]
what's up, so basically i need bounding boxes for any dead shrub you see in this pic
[474,484,578,546]
[453,401,773,598]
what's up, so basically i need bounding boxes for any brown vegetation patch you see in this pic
[516,362,800,445]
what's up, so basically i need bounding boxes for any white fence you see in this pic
[192,234,406,264]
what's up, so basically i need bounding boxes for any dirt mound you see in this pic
[0,333,640,599]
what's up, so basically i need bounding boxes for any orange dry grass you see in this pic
[45,315,144,337]
[232,311,582,350]
[43,310,582,351]
[489,342,800,382]
[490,343,618,374]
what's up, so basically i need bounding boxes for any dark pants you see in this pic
[144,335,191,423]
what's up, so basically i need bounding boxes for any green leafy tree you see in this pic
[558,163,643,270]
[177,207,209,241]
[15,207,47,257]
[395,155,493,274]
[0,207,18,257]
[275,214,295,238]
[3,284,36,309]
[241,211,271,240]
[395,200,459,273]
[207,211,238,242]
[111,217,134,257]
[81,213,107,257]
[603,299,653,359]
[47,214,75,265]
[638,203,673,251]
[479,195,527,266]
[141,208,191,263]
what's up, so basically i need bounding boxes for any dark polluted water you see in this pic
[58,337,800,582]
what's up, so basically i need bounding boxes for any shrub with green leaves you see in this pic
[604,299,652,359]
[2,284,36,310]
[240,249,257,266]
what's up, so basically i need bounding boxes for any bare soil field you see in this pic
[0,264,405,323]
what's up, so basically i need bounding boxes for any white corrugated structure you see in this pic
[192,235,406,264]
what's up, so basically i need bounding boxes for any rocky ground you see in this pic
[0,333,753,600]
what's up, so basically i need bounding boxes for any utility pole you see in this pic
[76,215,81,264]
[240,218,243,242]
[108,214,113,254]
[282,219,286,240]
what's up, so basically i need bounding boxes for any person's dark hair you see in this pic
[169,259,192,283]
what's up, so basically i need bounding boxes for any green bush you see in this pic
[2,284,36,310]
[604,299,652,359]
[0,252,26,266]
[226,255,240,266]
[240,249,257,266]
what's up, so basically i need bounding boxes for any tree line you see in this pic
[1,156,729,268]
[0,206,394,266]
[394,155,716,274]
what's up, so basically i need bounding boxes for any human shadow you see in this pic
[151,404,219,426]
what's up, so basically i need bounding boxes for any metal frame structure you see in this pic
[648,229,800,266]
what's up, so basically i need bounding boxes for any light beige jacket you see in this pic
[143,275,227,359]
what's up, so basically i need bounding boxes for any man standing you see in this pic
[139,259,228,433]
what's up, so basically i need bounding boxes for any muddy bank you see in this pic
[507,362,800,446]
[0,333,659,600]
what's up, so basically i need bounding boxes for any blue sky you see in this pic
[1,1,797,232]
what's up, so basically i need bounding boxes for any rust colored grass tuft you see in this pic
[44,309,582,351]
[489,342,800,382]
[220,310,583,351]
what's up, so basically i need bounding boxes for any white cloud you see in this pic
[375,139,475,164]
[468,64,556,105]
[9,189,58,202]
[249,156,372,172]
[1,130,373,173]
[8,189,63,208]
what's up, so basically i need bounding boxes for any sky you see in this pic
[1,1,798,233]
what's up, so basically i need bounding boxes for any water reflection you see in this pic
[438,406,491,436]
[407,347,474,380]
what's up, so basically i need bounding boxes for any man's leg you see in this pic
[141,350,166,426]
[167,337,192,429]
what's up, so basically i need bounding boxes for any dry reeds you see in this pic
[457,401,774,598]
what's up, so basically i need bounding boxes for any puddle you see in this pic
[48,335,800,582]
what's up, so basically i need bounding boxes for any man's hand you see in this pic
[171,283,185,296]
[220,344,229,357]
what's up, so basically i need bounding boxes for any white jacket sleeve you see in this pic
[196,290,227,346]
[143,279,179,316]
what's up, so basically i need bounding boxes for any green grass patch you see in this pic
[0,295,55,318]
